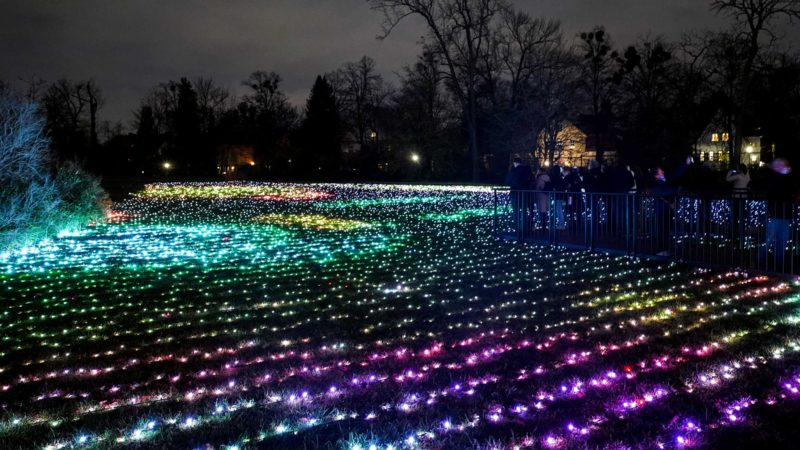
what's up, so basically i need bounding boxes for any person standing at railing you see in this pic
[726,164,751,195]
[534,167,551,230]
[563,166,583,231]
[607,163,637,237]
[761,158,795,270]
[506,157,533,236]
[727,163,751,239]
[548,165,567,230]
[583,160,610,239]
[583,160,607,193]
[649,156,693,256]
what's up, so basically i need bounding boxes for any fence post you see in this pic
[493,189,498,238]
[673,194,679,262]
[625,193,630,255]
[588,193,594,251]
[631,194,637,257]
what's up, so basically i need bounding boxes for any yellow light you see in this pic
[162,162,172,170]
[750,154,758,162]
[249,161,256,166]
[254,214,372,231]
[745,146,754,154]
[410,153,420,163]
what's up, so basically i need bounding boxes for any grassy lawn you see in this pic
[2,182,800,450]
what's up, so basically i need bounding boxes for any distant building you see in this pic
[535,120,616,168]
[217,145,256,177]
[694,124,763,169]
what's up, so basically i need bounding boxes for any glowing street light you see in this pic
[410,153,420,163]
[162,161,172,170]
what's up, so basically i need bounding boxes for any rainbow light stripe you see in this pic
[254,214,373,231]
[1,183,800,450]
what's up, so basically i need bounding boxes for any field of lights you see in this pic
[3,182,800,450]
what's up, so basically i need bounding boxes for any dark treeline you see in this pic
[4,0,800,183]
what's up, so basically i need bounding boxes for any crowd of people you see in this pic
[506,156,796,199]
[505,156,799,264]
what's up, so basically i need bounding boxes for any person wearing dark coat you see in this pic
[583,160,606,193]
[506,158,533,236]
[761,158,796,270]
[611,164,636,193]
[649,156,693,256]
[562,166,583,230]
[506,157,533,190]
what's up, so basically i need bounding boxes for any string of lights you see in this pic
[2,182,800,449]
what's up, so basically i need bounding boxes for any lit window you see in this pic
[722,133,729,142]
[711,133,719,142]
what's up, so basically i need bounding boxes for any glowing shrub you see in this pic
[0,93,106,251]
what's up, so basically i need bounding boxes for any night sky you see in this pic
[2,0,799,126]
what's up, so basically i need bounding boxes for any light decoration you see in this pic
[0,183,799,449]
[420,208,495,222]
[135,182,331,200]
[254,214,373,231]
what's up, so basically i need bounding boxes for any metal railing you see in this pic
[493,188,800,275]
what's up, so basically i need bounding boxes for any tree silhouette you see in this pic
[369,0,506,182]
[711,0,800,166]
[300,76,342,178]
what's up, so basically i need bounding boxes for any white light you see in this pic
[162,161,172,170]
[410,153,420,163]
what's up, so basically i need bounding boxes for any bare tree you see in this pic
[533,49,582,165]
[18,75,48,103]
[330,56,392,149]
[242,71,296,128]
[486,11,568,166]
[493,10,561,107]
[577,27,618,161]
[393,50,460,177]
[82,80,103,148]
[195,77,230,114]
[369,0,508,181]
[194,77,230,134]
[579,27,617,118]
[140,82,180,134]
[44,79,88,135]
[711,0,800,165]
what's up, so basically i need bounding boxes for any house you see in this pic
[535,120,617,168]
[217,145,256,177]
[694,124,763,169]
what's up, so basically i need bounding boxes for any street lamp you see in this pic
[410,153,420,163]
[162,161,172,170]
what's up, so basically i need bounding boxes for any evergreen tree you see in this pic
[133,105,161,170]
[300,76,342,179]
[169,78,204,174]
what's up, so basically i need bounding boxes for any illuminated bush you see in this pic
[0,93,106,251]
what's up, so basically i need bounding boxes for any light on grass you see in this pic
[3,182,800,450]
